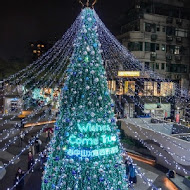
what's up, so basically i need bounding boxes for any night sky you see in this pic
[0,0,129,60]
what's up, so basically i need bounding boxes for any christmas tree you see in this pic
[42,8,127,190]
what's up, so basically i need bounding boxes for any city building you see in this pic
[109,0,190,120]
[29,41,49,62]
[28,40,57,62]
[0,82,24,115]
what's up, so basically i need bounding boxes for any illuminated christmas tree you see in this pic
[42,7,127,190]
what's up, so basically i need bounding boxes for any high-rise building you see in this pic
[29,41,49,62]
[117,0,190,95]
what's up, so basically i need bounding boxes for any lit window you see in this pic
[144,81,154,96]
[107,81,116,94]
[31,44,34,47]
[37,44,41,48]
[41,45,44,48]
[124,81,135,96]
[161,44,166,51]
[37,50,41,53]
[160,82,175,96]
[33,50,37,53]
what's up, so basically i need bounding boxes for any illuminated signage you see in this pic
[77,123,111,133]
[66,146,119,157]
[118,71,140,77]
[69,134,117,146]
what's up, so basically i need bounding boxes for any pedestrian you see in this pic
[29,136,35,155]
[20,119,24,128]
[128,163,137,186]
[35,138,42,153]
[40,150,47,170]
[27,151,34,173]
[14,167,25,190]
[46,129,52,142]
[125,160,130,178]
[19,131,24,147]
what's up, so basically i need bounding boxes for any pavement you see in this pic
[0,115,189,190]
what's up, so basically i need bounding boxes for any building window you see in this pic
[157,25,160,32]
[161,63,165,70]
[124,81,135,96]
[162,26,166,32]
[145,23,156,33]
[152,63,155,71]
[128,42,143,51]
[108,80,116,94]
[145,42,156,52]
[116,80,123,95]
[174,46,180,55]
[156,63,159,70]
[156,44,160,51]
[175,29,188,37]
[33,50,37,53]
[161,44,166,51]
[160,82,175,96]
[166,63,170,72]
[144,81,154,96]
[170,64,187,73]
[145,62,150,69]
[166,26,175,36]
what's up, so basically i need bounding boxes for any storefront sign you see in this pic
[66,146,119,157]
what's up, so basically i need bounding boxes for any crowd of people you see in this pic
[14,131,50,190]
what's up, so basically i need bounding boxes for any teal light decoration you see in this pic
[42,8,127,190]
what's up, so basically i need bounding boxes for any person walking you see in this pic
[29,136,35,155]
[14,168,25,190]
[27,151,34,173]
[19,131,24,147]
[35,138,42,153]
[125,160,130,179]
[40,150,47,170]
[128,163,137,186]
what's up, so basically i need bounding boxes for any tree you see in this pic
[42,8,127,190]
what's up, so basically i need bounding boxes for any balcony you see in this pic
[176,37,182,43]
[150,52,157,61]
[175,55,182,62]
[151,34,157,41]
[166,17,173,24]
[176,18,182,26]
[166,55,172,61]
[166,36,173,42]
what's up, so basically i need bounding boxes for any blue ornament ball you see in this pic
[114,164,118,168]
[55,126,59,130]
[93,43,98,48]
[52,184,56,188]
[81,95,85,98]
[86,77,89,80]
[44,179,48,184]
[66,118,70,123]
[63,86,68,91]
[78,57,82,62]
[72,170,77,175]
[99,177,104,182]
[111,118,115,123]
